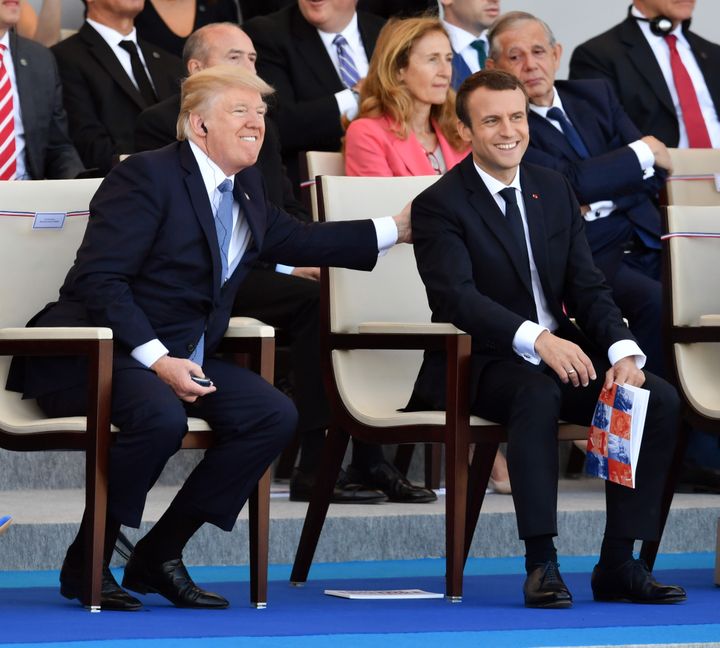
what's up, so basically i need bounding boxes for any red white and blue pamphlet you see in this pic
[585,383,649,489]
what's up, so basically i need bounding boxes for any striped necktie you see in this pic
[0,44,17,181]
[332,34,360,89]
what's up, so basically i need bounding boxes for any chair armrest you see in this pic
[224,317,274,338]
[358,322,465,335]
[0,326,112,340]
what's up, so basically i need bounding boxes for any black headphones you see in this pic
[629,6,690,36]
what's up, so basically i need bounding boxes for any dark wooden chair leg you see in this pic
[249,467,271,608]
[640,421,690,570]
[464,441,499,564]
[445,434,469,601]
[290,426,349,585]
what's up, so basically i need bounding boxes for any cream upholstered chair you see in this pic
[0,179,275,609]
[301,151,344,221]
[664,148,720,206]
[664,206,720,582]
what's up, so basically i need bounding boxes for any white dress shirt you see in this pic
[1,31,27,180]
[86,18,157,94]
[442,20,488,74]
[316,13,369,120]
[632,6,720,148]
[529,88,655,222]
[131,141,399,368]
[472,162,645,368]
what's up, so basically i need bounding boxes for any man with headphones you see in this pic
[569,0,720,149]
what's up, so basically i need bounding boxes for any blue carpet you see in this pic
[0,555,718,646]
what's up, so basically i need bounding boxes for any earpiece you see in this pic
[201,123,208,134]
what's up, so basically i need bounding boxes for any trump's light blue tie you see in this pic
[333,34,360,89]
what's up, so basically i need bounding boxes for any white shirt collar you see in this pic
[0,30,10,51]
[188,139,234,205]
[442,20,487,54]
[472,159,522,196]
[528,86,563,119]
[317,12,360,49]
[86,18,139,48]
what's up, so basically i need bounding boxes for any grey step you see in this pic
[1,479,718,570]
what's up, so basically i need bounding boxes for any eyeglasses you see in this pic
[426,150,442,175]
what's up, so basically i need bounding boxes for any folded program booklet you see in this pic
[585,382,649,489]
[324,589,444,600]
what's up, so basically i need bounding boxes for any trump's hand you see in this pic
[151,355,216,402]
[393,201,412,244]
[534,330,597,387]
[604,356,645,391]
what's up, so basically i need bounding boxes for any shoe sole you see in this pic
[593,593,687,604]
[123,575,229,609]
[60,583,143,611]
[525,599,573,609]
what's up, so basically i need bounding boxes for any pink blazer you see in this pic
[344,114,469,176]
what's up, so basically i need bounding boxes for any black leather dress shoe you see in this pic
[122,554,229,609]
[60,559,142,611]
[289,468,388,504]
[591,558,687,604]
[523,561,573,608]
[359,461,437,504]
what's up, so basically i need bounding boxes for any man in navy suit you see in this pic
[486,11,673,378]
[8,65,411,611]
[438,0,500,90]
[409,68,685,608]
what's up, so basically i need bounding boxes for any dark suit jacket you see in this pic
[8,140,379,399]
[569,16,720,148]
[134,94,308,220]
[10,32,84,179]
[51,23,184,174]
[451,50,472,91]
[408,155,632,410]
[243,6,384,186]
[523,79,665,255]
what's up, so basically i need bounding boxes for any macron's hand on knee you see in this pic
[151,355,217,402]
[604,357,645,391]
[534,330,597,388]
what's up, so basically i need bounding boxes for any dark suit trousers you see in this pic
[38,357,298,531]
[471,353,679,541]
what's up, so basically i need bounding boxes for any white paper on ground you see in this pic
[324,589,444,600]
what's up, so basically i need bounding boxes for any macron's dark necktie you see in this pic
[499,187,532,282]
[546,106,590,159]
[118,40,157,106]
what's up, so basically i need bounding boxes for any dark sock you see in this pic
[599,536,634,569]
[350,440,385,472]
[134,506,203,564]
[64,512,121,567]
[297,428,326,473]
[524,534,557,572]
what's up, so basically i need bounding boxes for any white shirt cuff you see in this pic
[373,216,398,256]
[608,339,646,369]
[512,320,548,365]
[335,88,359,120]
[628,139,656,179]
[275,264,294,275]
[131,338,169,368]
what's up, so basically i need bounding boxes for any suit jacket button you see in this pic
[187,343,195,352]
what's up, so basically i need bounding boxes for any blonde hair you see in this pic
[350,17,464,151]
[177,65,274,140]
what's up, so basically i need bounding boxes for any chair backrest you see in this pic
[666,206,720,326]
[0,178,102,329]
[318,175,441,332]
[306,151,344,221]
[666,148,720,206]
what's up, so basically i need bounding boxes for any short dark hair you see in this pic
[455,69,529,127]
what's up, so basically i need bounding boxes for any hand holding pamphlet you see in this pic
[585,382,649,489]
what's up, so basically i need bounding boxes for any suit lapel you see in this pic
[460,157,533,297]
[519,168,554,302]
[291,7,344,93]
[232,171,264,265]
[687,30,720,118]
[528,110,579,160]
[9,33,34,144]
[555,86,606,157]
[451,51,472,91]
[619,17,675,116]
[139,38,175,99]
[180,142,222,299]
[80,23,147,110]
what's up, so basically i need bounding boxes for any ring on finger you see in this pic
[567,368,576,375]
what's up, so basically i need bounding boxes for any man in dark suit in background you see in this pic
[52,0,183,174]
[0,0,83,179]
[8,65,412,611]
[570,0,720,149]
[243,0,384,192]
[486,11,673,378]
[409,69,684,608]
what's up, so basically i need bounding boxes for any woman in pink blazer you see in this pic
[344,17,469,177]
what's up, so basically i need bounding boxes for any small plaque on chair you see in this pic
[33,212,66,229]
